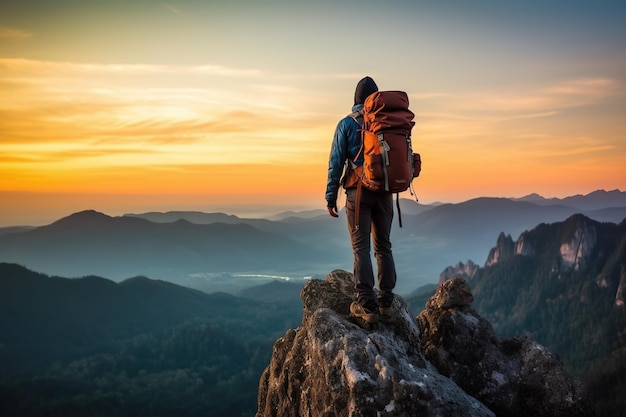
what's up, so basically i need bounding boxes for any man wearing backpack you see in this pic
[325,76,397,324]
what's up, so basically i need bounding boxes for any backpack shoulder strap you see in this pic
[348,110,364,128]
[346,110,365,164]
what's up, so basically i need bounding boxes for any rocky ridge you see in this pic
[439,259,479,282]
[480,214,625,307]
[417,277,592,416]
[256,270,591,417]
[485,214,600,272]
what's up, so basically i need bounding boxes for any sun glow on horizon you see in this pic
[0,1,625,226]
[2,59,625,209]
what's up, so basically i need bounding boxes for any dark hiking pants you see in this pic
[345,187,397,311]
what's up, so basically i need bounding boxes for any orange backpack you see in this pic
[353,91,421,228]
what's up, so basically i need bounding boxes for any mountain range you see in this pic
[512,188,626,210]
[1,208,625,415]
[0,210,330,292]
[0,189,625,295]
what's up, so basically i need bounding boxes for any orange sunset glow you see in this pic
[1,1,625,226]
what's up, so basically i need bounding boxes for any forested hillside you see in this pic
[408,215,626,417]
[0,263,303,417]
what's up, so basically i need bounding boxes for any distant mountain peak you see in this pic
[484,214,599,270]
[69,209,108,218]
[513,189,626,210]
[123,211,240,224]
[516,192,548,201]
[48,209,112,227]
[472,213,626,309]
[439,260,479,283]
[485,232,515,267]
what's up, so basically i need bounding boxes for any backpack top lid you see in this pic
[363,91,415,135]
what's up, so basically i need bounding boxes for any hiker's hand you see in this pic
[327,206,339,218]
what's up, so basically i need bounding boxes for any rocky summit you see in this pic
[417,277,593,417]
[256,271,592,417]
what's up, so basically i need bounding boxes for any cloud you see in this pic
[462,78,624,113]
[0,58,264,78]
[189,65,263,77]
[0,25,33,39]
[1,56,623,190]
[541,78,624,104]
[410,77,625,147]
[0,57,324,170]
[0,58,302,144]
[0,145,156,164]
[0,59,374,84]
[494,111,559,123]
[164,3,180,14]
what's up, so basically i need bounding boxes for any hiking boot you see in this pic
[378,293,394,318]
[379,305,393,318]
[350,301,380,324]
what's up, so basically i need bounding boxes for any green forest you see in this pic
[449,216,626,417]
[0,263,303,417]
[1,321,270,417]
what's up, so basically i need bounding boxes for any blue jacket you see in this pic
[325,104,364,207]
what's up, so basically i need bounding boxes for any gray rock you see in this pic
[439,260,479,283]
[257,270,494,417]
[257,271,593,416]
[417,277,594,416]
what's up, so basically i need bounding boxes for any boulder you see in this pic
[256,270,495,417]
[417,277,593,416]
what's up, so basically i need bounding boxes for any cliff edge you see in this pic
[256,270,592,417]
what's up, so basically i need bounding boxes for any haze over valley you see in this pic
[1,190,625,296]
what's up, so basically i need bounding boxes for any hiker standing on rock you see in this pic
[325,76,397,324]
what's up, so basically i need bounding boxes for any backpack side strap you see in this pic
[396,193,403,228]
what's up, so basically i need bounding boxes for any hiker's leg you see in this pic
[345,188,377,311]
[371,192,396,306]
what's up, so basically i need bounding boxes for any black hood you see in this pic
[354,76,378,105]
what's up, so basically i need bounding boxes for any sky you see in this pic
[1,0,625,226]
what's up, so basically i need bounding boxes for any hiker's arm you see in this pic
[325,119,350,215]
